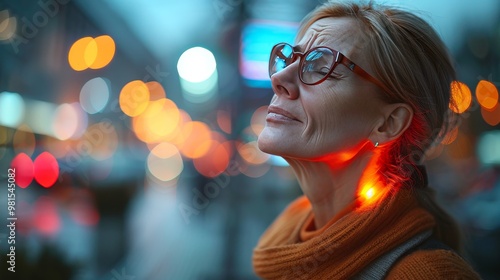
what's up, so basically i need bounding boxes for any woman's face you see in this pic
[258,17,389,161]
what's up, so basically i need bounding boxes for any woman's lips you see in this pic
[266,106,301,123]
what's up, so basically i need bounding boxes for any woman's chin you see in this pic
[257,133,281,156]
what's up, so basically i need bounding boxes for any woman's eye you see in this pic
[317,67,331,76]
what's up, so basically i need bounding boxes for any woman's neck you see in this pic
[285,144,380,229]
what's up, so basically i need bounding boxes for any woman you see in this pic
[253,1,481,279]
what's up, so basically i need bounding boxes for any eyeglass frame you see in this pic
[269,42,390,93]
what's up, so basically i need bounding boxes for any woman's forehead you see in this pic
[296,17,367,60]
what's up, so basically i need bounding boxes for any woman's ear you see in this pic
[370,103,413,144]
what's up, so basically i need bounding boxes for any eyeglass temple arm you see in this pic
[338,55,391,93]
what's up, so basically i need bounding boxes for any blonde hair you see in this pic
[298,1,461,250]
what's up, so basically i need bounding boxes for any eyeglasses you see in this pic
[269,42,389,92]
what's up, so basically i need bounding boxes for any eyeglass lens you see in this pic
[269,44,337,84]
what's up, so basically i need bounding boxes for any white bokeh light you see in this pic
[80,77,111,114]
[0,91,25,128]
[177,47,216,83]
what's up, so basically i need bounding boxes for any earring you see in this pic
[374,142,379,148]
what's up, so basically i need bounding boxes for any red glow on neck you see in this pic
[356,149,387,207]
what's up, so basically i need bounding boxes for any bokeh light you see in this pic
[0,91,25,128]
[27,99,57,136]
[147,142,184,182]
[166,109,193,147]
[68,35,115,71]
[69,196,100,227]
[193,139,231,177]
[178,47,218,103]
[240,20,298,88]
[34,151,59,188]
[119,80,150,117]
[268,155,289,167]
[68,37,94,71]
[237,141,269,165]
[132,98,181,143]
[52,103,81,140]
[450,81,472,114]
[441,127,459,145]
[477,130,500,165]
[42,137,72,159]
[251,106,268,136]
[85,122,118,161]
[217,110,232,134]
[238,159,270,178]
[0,10,17,41]
[476,80,499,110]
[13,124,36,156]
[481,104,500,126]
[10,153,34,188]
[89,35,116,69]
[80,77,111,114]
[177,47,216,83]
[146,81,167,101]
[33,196,60,236]
[179,121,212,159]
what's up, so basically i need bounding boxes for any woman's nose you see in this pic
[270,62,300,100]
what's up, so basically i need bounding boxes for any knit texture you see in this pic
[253,188,480,279]
[386,249,481,280]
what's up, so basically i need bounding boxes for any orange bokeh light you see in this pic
[237,140,269,165]
[441,127,459,145]
[481,104,500,126]
[217,110,232,134]
[68,37,94,71]
[146,81,167,101]
[251,106,268,136]
[68,35,115,71]
[89,35,115,69]
[450,81,471,114]
[119,80,150,117]
[180,121,212,159]
[193,140,231,177]
[132,98,181,143]
[238,159,270,178]
[476,80,499,110]
[85,122,119,161]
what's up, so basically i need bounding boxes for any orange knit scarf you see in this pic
[253,189,435,279]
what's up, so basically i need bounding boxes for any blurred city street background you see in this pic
[0,0,499,279]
